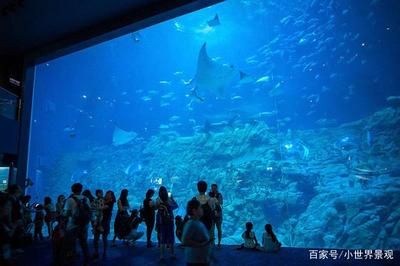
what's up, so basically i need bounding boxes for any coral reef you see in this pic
[46,107,400,249]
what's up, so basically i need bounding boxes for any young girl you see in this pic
[238,222,262,250]
[262,224,281,252]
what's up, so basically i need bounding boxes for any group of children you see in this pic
[238,222,281,252]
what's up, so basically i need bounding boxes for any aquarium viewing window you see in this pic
[27,0,400,249]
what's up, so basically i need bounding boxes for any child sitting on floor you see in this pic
[262,224,282,252]
[237,222,262,250]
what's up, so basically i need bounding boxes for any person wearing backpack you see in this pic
[62,183,93,266]
[208,184,223,248]
[155,186,178,263]
[193,181,216,244]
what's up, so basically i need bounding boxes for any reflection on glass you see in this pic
[0,87,18,120]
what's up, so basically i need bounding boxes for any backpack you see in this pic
[158,202,172,225]
[71,196,91,227]
[194,196,213,230]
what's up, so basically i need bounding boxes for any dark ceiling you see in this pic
[0,0,221,94]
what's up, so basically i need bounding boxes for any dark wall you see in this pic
[0,116,19,154]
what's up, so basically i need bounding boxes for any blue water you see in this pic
[27,0,400,249]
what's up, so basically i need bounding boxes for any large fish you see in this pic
[112,126,137,146]
[191,43,247,99]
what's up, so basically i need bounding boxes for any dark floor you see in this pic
[15,240,399,266]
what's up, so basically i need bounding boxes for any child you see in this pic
[262,224,281,252]
[175,215,189,243]
[181,199,212,265]
[237,222,262,250]
[34,204,44,241]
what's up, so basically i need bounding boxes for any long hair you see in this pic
[245,222,253,239]
[106,190,116,203]
[159,186,168,202]
[119,189,129,206]
[82,190,95,202]
[57,195,65,204]
[265,224,278,243]
[146,189,155,199]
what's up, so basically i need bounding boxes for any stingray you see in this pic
[112,126,137,146]
[191,43,247,99]
[207,14,220,27]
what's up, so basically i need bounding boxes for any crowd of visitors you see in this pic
[0,181,281,266]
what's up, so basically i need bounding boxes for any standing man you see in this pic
[209,184,223,248]
[63,183,92,265]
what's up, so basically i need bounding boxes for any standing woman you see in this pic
[55,195,65,221]
[155,186,178,262]
[112,189,130,246]
[143,189,156,248]
[99,190,116,258]
[44,197,56,238]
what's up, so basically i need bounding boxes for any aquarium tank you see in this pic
[27,0,400,249]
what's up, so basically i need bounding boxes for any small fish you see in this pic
[169,116,180,122]
[161,93,174,99]
[141,96,152,101]
[307,94,320,103]
[64,126,75,132]
[181,79,192,85]
[231,95,243,100]
[132,32,141,42]
[159,124,169,129]
[256,76,270,83]
[160,102,170,107]
[306,110,316,116]
[173,71,183,76]
[258,111,277,117]
[159,81,171,85]
[174,21,184,32]
[82,95,87,99]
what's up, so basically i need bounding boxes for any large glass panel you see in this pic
[28,0,400,249]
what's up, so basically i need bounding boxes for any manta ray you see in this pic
[112,126,137,146]
[191,43,247,100]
